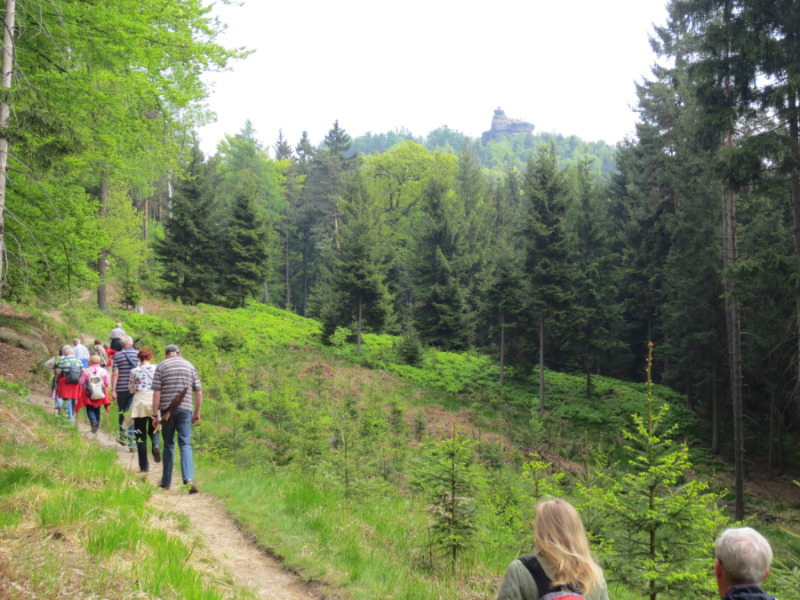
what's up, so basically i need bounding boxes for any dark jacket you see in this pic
[723,585,776,600]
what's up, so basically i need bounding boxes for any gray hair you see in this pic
[61,344,74,355]
[72,337,81,346]
[121,335,134,347]
[716,527,772,585]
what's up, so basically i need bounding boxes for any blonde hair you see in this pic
[89,355,102,365]
[533,499,603,594]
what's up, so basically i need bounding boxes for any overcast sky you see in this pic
[197,0,670,157]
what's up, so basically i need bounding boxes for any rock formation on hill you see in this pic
[481,108,534,144]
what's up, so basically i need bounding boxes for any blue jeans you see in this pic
[117,391,135,447]
[86,405,101,425]
[56,397,75,423]
[160,408,193,487]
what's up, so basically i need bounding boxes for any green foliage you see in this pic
[0,395,248,599]
[523,451,564,499]
[591,344,727,600]
[119,276,141,310]
[412,426,483,570]
[398,324,424,366]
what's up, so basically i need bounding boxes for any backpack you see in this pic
[518,555,586,600]
[64,358,82,384]
[86,371,106,400]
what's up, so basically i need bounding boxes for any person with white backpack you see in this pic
[77,354,111,433]
[126,348,161,473]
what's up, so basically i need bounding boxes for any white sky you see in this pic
[197,0,670,157]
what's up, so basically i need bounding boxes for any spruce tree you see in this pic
[220,173,270,308]
[521,145,573,410]
[569,159,625,397]
[593,343,727,600]
[412,177,469,351]
[155,143,217,304]
[330,170,393,354]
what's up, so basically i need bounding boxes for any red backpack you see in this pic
[518,555,586,600]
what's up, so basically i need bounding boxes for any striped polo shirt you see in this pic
[151,355,202,412]
[112,347,139,393]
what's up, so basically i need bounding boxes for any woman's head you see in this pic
[89,355,102,365]
[137,348,153,362]
[533,499,602,593]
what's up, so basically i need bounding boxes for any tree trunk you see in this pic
[722,182,744,521]
[789,94,800,420]
[711,358,719,455]
[263,280,269,305]
[284,223,291,310]
[499,310,505,386]
[538,314,545,411]
[97,179,109,310]
[0,0,16,308]
[143,196,149,241]
[768,391,775,479]
[357,295,362,356]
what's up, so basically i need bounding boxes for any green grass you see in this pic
[0,391,254,599]
[33,298,800,599]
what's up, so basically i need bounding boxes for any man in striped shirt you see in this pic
[151,344,202,493]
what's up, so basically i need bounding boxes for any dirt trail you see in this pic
[26,391,324,600]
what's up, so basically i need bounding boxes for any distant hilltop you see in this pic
[481,108,534,144]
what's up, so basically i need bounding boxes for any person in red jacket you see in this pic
[54,345,84,424]
[76,355,112,433]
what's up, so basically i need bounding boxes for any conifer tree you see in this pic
[297,121,354,316]
[593,343,727,600]
[412,426,482,571]
[330,170,393,354]
[476,235,524,385]
[521,145,573,410]
[412,178,469,351]
[569,160,625,397]
[220,174,270,308]
[155,144,217,304]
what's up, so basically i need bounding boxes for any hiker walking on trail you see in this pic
[54,345,85,425]
[151,344,202,493]
[72,338,90,368]
[126,348,161,473]
[90,339,109,368]
[44,346,65,402]
[111,335,138,451]
[76,355,112,433]
[109,322,126,352]
[495,499,609,600]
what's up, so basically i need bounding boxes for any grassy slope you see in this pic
[0,390,255,599]
[27,300,800,598]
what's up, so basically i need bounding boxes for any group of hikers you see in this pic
[46,324,204,493]
[45,328,777,600]
[495,499,776,600]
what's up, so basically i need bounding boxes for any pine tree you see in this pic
[413,178,469,351]
[330,170,393,354]
[274,128,293,160]
[155,143,218,304]
[521,145,573,410]
[569,159,625,397]
[220,174,270,308]
[412,425,482,571]
[593,343,727,600]
[476,235,524,385]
